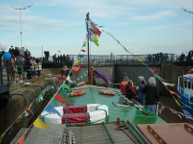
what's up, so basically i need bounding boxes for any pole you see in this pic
[86,12,90,84]
[19,0,22,48]
[12,1,32,48]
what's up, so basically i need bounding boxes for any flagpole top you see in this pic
[86,12,90,20]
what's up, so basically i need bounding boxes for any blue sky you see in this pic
[0,0,192,57]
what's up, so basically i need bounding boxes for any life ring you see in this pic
[41,104,109,124]
[99,90,115,96]
[70,90,86,96]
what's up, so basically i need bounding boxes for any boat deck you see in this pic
[50,85,166,125]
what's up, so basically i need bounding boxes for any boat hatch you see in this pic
[137,123,193,144]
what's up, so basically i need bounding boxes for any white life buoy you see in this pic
[40,104,109,124]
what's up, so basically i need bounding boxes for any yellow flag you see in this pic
[33,117,50,129]
[74,60,80,65]
[139,54,146,62]
[0,131,6,144]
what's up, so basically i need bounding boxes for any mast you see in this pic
[86,12,90,83]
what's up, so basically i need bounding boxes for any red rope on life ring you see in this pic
[70,90,86,96]
[99,90,115,96]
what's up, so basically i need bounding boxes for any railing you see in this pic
[65,54,177,65]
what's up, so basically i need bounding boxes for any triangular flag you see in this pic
[17,134,25,144]
[74,60,80,65]
[82,42,86,48]
[27,107,33,115]
[33,117,50,129]
[62,83,71,93]
[145,61,152,66]
[81,49,86,52]
[18,115,22,122]
[91,34,99,46]
[139,54,146,62]
[54,93,68,105]
[0,131,6,144]
[44,105,61,117]
[169,90,181,98]
[78,54,85,58]
[72,66,80,72]
[9,124,13,136]
[156,75,166,82]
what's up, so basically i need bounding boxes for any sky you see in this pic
[0,0,193,57]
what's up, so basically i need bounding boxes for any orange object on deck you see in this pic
[99,90,115,96]
[71,90,86,96]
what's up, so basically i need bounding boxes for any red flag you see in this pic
[54,93,68,105]
[72,66,80,72]
[17,134,25,144]
[81,49,86,52]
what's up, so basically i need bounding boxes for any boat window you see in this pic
[184,81,187,88]
[188,81,191,89]
[179,77,183,87]
[192,83,193,90]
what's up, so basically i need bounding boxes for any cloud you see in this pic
[113,0,192,9]
[141,26,166,30]
[0,4,79,31]
[131,10,176,21]
[31,0,134,18]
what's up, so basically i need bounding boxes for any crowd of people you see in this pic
[8,46,42,83]
[176,50,193,66]
[146,53,169,63]
[120,76,159,114]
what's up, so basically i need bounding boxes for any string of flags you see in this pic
[0,85,54,144]
[158,102,193,122]
[73,69,90,83]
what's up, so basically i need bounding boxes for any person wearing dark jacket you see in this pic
[125,80,138,99]
[142,77,159,114]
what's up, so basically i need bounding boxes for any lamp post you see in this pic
[12,0,32,48]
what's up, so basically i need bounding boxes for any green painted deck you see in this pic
[50,85,166,125]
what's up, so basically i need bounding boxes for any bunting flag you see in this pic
[90,34,99,46]
[169,90,181,98]
[88,20,101,36]
[17,134,25,144]
[15,119,19,125]
[62,83,71,93]
[0,131,6,144]
[156,75,166,82]
[145,61,152,66]
[27,107,33,115]
[94,70,111,83]
[139,54,146,62]
[78,54,85,58]
[158,102,193,121]
[44,105,61,117]
[87,20,101,46]
[54,93,68,105]
[9,124,13,136]
[74,60,80,65]
[150,69,161,74]
[82,42,86,48]
[18,115,22,122]
[72,66,80,72]
[81,49,86,52]
[33,117,50,129]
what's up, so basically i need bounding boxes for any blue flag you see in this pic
[44,105,61,117]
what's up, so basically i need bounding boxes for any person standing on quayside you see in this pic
[142,77,159,114]
[137,76,146,105]
[63,65,72,86]
[15,54,25,82]
[120,76,129,95]
[55,69,66,89]
[125,80,138,100]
